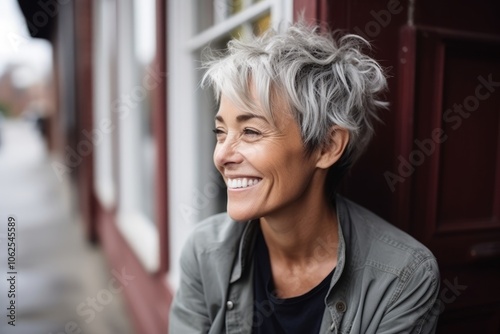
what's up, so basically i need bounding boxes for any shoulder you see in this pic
[171,214,248,332]
[335,197,440,332]
[187,212,247,248]
[180,213,248,266]
[338,196,438,280]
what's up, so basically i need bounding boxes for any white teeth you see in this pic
[227,178,260,189]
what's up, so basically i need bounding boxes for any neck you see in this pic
[259,195,339,267]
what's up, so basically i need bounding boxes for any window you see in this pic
[132,0,157,225]
[167,0,293,287]
[115,0,160,273]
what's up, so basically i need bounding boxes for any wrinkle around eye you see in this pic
[243,128,261,136]
[241,128,263,142]
[213,128,227,142]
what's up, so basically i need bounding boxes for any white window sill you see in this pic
[117,211,159,273]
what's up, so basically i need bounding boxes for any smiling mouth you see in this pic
[227,178,262,189]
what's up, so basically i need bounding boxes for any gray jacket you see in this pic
[169,195,440,333]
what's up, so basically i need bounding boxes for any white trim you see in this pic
[272,0,294,31]
[92,0,116,211]
[167,0,198,289]
[117,211,159,273]
[95,180,115,209]
[213,0,229,24]
[185,0,273,51]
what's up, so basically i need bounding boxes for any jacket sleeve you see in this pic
[169,235,211,334]
[377,257,441,334]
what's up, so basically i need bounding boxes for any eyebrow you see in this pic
[215,113,268,123]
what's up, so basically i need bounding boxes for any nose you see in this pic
[213,134,243,168]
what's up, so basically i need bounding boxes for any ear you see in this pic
[316,126,350,169]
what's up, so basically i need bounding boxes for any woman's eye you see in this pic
[212,128,226,141]
[243,128,261,137]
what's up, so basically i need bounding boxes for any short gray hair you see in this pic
[202,23,388,190]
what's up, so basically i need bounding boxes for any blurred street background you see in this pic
[0,116,133,334]
[1,0,499,333]
[0,1,133,333]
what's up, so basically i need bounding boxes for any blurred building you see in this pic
[17,0,500,333]
[0,65,55,117]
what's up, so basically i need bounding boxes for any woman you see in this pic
[169,23,440,334]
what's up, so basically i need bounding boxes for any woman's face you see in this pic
[213,94,324,222]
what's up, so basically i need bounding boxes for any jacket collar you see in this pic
[230,219,259,283]
[230,194,348,286]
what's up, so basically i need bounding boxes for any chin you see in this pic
[227,205,258,222]
[227,211,253,222]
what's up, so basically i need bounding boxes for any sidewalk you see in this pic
[0,119,134,334]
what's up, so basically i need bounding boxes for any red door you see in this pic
[295,0,500,332]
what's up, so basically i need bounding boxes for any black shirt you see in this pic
[252,230,334,334]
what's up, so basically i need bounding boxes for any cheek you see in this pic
[250,145,307,178]
[239,143,278,169]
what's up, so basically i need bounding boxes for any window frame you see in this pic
[166,0,293,288]
[92,0,117,211]
[108,0,168,274]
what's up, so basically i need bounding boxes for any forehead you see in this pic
[216,89,293,126]
[216,93,270,120]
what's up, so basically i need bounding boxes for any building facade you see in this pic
[18,0,500,333]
